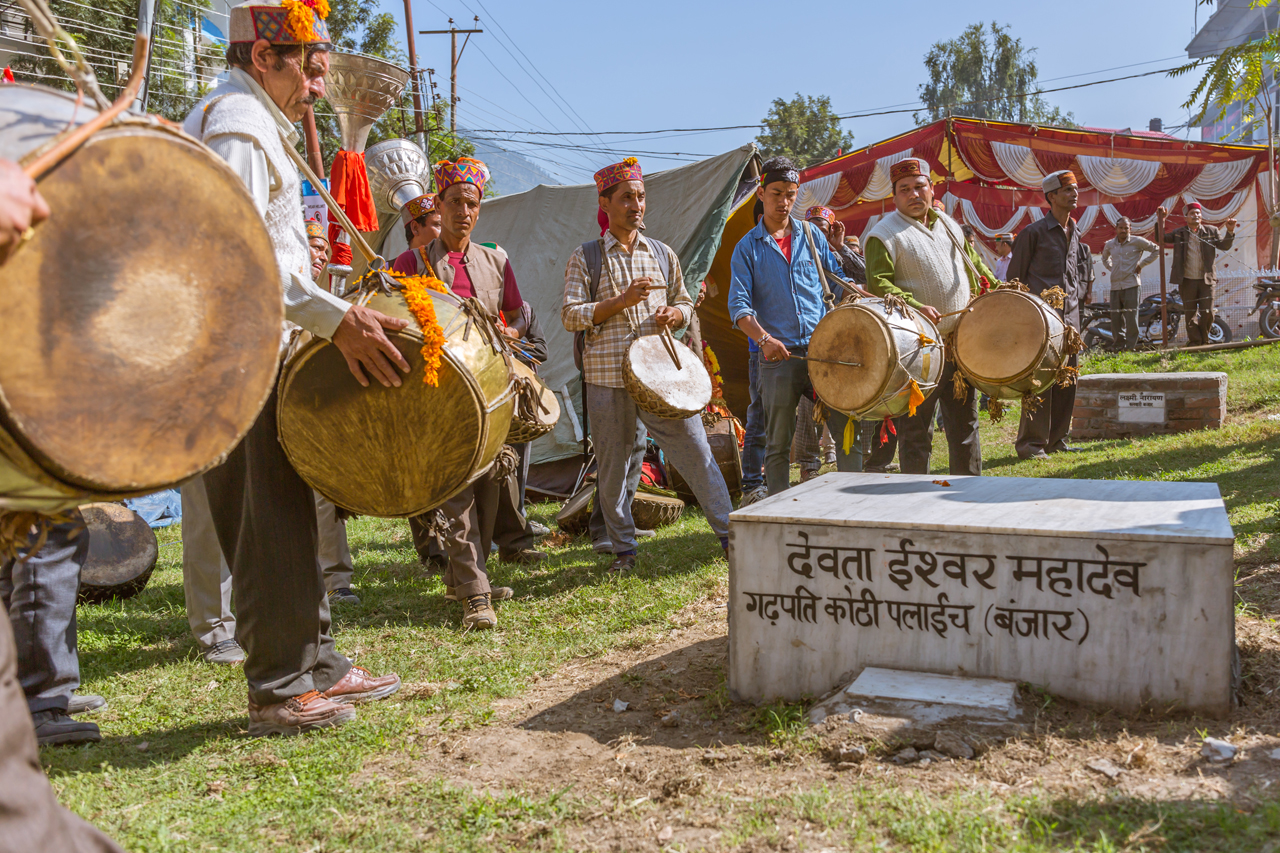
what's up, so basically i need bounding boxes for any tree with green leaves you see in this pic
[1174,0,1277,143]
[754,94,854,168]
[915,22,1075,127]
[10,0,217,123]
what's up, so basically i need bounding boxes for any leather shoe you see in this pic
[463,593,498,629]
[248,690,355,737]
[1020,450,1051,460]
[445,585,512,602]
[1049,444,1084,453]
[608,553,637,573]
[322,666,402,705]
[33,709,101,746]
[68,693,107,715]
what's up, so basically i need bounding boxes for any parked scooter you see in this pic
[1081,291,1232,350]
[1246,277,1280,339]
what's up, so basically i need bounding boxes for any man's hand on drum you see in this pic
[653,306,683,329]
[917,304,942,324]
[331,305,412,388]
[0,158,49,267]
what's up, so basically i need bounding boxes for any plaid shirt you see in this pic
[562,232,692,389]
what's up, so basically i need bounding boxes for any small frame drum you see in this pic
[77,503,158,605]
[507,359,561,445]
[807,299,945,420]
[623,331,712,420]
[952,289,1067,400]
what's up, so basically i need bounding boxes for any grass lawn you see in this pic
[42,346,1280,852]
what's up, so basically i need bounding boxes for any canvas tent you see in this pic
[694,118,1278,420]
[465,144,759,475]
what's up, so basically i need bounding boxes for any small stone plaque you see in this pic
[1117,391,1166,423]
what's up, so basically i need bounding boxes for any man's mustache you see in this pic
[300,94,319,106]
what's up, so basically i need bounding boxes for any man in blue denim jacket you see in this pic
[727,157,866,496]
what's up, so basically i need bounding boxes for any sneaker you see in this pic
[204,638,245,666]
[445,585,513,602]
[499,548,548,565]
[739,485,769,507]
[608,553,637,574]
[327,587,361,606]
[33,709,101,746]
[247,690,356,737]
[321,666,402,705]
[463,593,498,629]
[67,694,107,715]
[635,528,655,539]
[529,520,551,536]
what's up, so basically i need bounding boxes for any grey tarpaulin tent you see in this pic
[472,144,758,473]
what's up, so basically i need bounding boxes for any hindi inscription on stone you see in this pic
[727,474,1234,717]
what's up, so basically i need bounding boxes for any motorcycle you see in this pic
[1246,277,1280,339]
[1081,291,1232,350]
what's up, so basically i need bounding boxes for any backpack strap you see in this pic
[643,237,672,285]
[581,239,604,301]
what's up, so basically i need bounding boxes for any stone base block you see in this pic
[1071,372,1227,438]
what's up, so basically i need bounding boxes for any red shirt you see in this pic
[774,232,792,262]
[446,252,523,313]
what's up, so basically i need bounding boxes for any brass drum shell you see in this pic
[277,288,516,517]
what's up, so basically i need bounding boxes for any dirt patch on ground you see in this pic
[358,572,1280,849]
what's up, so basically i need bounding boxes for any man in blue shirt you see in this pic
[728,156,864,495]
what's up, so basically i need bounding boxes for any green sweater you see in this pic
[863,209,996,308]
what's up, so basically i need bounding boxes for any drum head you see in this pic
[808,304,894,415]
[0,123,282,493]
[78,502,158,604]
[627,335,712,414]
[954,290,1048,384]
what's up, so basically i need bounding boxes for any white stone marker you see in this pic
[727,474,1234,717]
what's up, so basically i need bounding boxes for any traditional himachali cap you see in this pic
[229,0,331,45]
[305,218,328,242]
[594,158,643,194]
[1042,170,1078,193]
[400,193,436,224]
[889,157,931,189]
[995,232,1014,243]
[433,157,488,195]
[805,206,836,225]
[1185,201,1203,212]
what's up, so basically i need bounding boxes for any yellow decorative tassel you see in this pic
[918,334,936,346]
[1021,392,1042,415]
[1055,365,1079,387]
[952,369,969,401]
[987,397,1005,423]
[842,417,857,455]
[907,379,925,417]
[997,279,1030,293]
[1040,286,1067,310]
[1062,323,1085,356]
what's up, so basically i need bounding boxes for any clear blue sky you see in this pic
[382,0,1213,185]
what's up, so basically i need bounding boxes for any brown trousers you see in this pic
[1178,277,1214,345]
[439,470,501,598]
[1016,352,1079,458]
[0,607,123,852]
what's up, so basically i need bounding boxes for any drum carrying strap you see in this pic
[801,220,840,310]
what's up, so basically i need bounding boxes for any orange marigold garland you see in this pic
[282,0,330,42]
[392,272,450,387]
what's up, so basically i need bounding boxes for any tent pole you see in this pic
[1270,103,1279,270]
[1157,210,1169,348]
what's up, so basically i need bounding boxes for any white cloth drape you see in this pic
[991,141,1045,187]
[791,173,840,218]
[859,214,884,242]
[957,199,1028,238]
[1185,159,1252,199]
[1074,205,1100,236]
[1077,155,1161,196]
[859,149,915,202]
[1101,198,1179,233]
[1185,187,1250,220]
[1026,207,1044,222]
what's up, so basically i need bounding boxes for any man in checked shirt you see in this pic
[562,158,732,574]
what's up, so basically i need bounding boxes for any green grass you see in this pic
[40,346,1280,851]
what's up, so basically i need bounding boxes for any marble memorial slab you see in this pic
[727,474,1235,717]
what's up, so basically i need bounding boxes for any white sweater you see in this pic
[866,209,972,333]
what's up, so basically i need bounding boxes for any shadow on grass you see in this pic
[41,717,246,778]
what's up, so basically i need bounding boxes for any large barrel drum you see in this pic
[278,284,516,517]
[0,85,284,514]
[77,502,158,605]
[952,289,1067,400]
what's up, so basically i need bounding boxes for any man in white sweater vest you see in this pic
[863,158,992,476]
[183,0,403,736]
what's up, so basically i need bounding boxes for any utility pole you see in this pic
[133,0,157,112]
[401,0,426,152]
[419,16,482,135]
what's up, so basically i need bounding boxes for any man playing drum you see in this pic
[389,193,441,275]
[1007,170,1087,459]
[563,158,733,573]
[183,0,403,735]
[728,156,863,496]
[863,158,991,476]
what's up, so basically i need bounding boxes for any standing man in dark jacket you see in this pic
[1007,170,1087,460]
[1157,202,1236,346]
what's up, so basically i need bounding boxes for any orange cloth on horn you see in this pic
[328,150,379,233]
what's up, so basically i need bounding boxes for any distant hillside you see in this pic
[464,135,564,195]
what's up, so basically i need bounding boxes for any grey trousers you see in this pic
[201,386,350,706]
[0,607,123,852]
[586,383,732,553]
[758,356,861,494]
[588,413,647,547]
[182,478,355,649]
[1110,287,1139,351]
[896,360,982,476]
[0,516,85,715]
